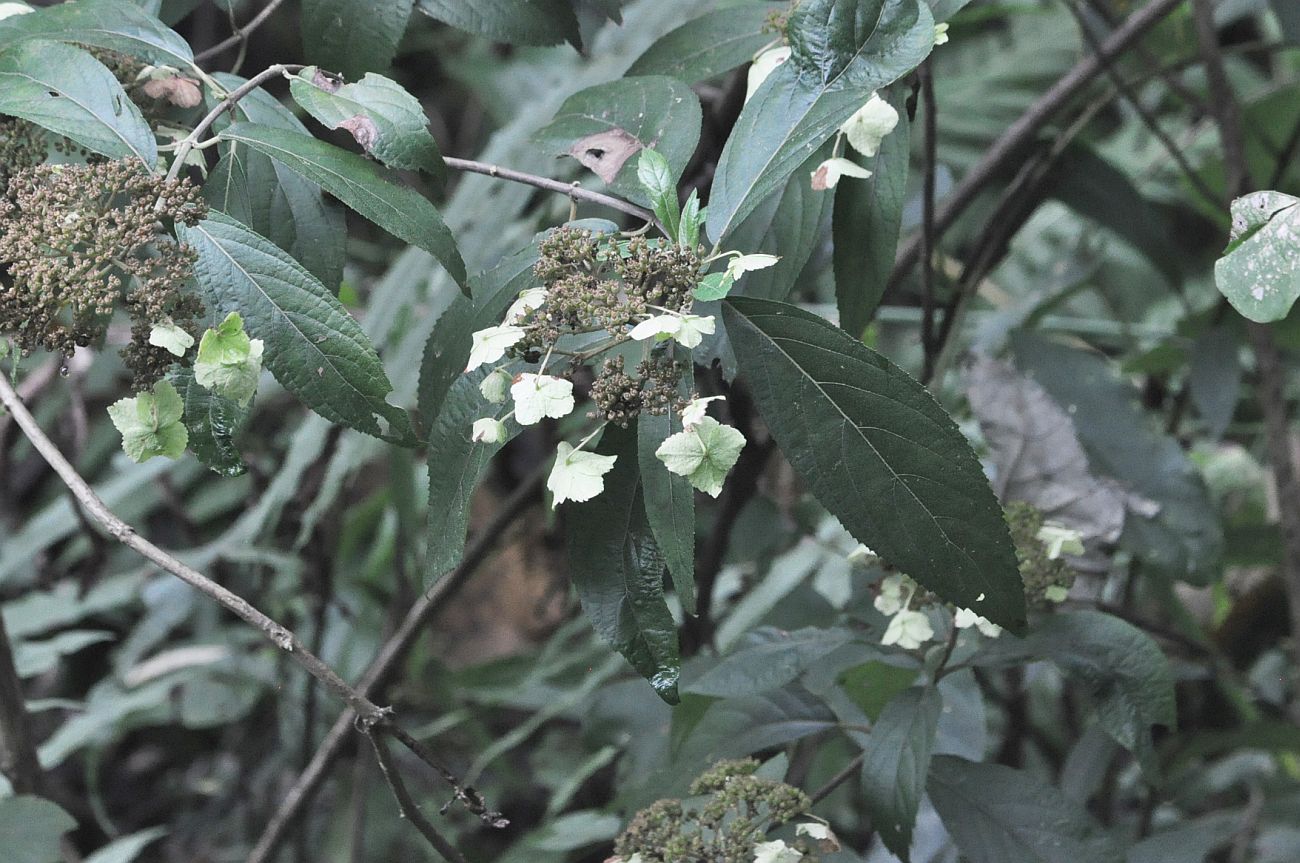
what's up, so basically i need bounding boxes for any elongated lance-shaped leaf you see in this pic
[0,41,156,166]
[638,355,696,614]
[723,297,1025,632]
[627,4,780,84]
[860,686,942,861]
[0,0,193,67]
[301,0,414,80]
[178,211,415,444]
[567,424,680,704]
[219,121,467,291]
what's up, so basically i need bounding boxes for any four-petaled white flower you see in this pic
[745,46,792,103]
[471,417,507,443]
[796,820,841,851]
[873,573,909,616]
[547,442,617,507]
[1037,522,1084,559]
[629,313,716,348]
[725,253,781,281]
[655,416,746,497]
[954,607,1002,638]
[148,320,194,357]
[752,840,803,863]
[511,373,575,425]
[466,325,524,372]
[840,92,900,158]
[681,395,725,429]
[479,368,512,403]
[810,157,871,191]
[881,608,934,650]
[504,287,547,325]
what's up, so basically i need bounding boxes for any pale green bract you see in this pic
[193,312,263,407]
[654,416,746,498]
[548,442,617,507]
[147,321,194,357]
[107,380,188,463]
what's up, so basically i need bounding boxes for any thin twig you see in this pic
[918,60,940,382]
[0,613,46,797]
[193,0,290,64]
[810,751,864,805]
[366,731,472,863]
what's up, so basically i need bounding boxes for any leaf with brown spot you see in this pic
[567,128,642,184]
[141,74,202,107]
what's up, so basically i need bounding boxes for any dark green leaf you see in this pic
[638,362,696,613]
[1272,0,1300,43]
[686,627,855,697]
[626,5,780,84]
[0,0,193,66]
[425,366,520,579]
[290,67,445,180]
[674,686,837,767]
[415,0,580,47]
[929,756,1123,863]
[220,122,467,290]
[1188,325,1241,440]
[533,76,701,207]
[301,0,414,80]
[169,366,251,477]
[567,424,680,704]
[928,0,975,21]
[723,297,1026,631]
[0,41,156,165]
[178,211,415,444]
[706,0,934,241]
[1010,333,1222,582]
[0,796,77,863]
[834,87,909,336]
[1213,191,1300,322]
[860,686,942,861]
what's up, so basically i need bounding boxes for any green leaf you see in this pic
[694,272,735,302]
[706,0,934,241]
[533,76,701,207]
[636,148,680,242]
[415,0,580,48]
[0,796,78,863]
[972,611,1175,770]
[178,211,415,444]
[928,756,1123,863]
[1010,333,1222,583]
[638,367,696,613]
[220,122,467,290]
[107,380,188,463]
[860,686,942,861]
[1214,191,1300,322]
[723,297,1025,631]
[834,87,909,336]
[193,312,262,406]
[425,366,521,579]
[626,4,780,84]
[0,40,157,165]
[83,828,167,863]
[0,0,193,66]
[686,627,855,698]
[567,424,680,704]
[290,67,445,180]
[207,73,347,290]
[301,0,414,80]
[1187,325,1241,441]
[169,366,250,477]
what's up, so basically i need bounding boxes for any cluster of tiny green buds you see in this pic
[1006,501,1081,605]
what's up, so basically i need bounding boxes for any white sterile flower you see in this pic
[725,253,781,281]
[847,543,877,566]
[1037,522,1085,559]
[471,418,507,443]
[479,367,512,403]
[873,573,908,615]
[840,92,900,158]
[796,820,841,850]
[628,313,716,349]
[0,3,33,20]
[954,607,1002,638]
[511,373,575,425]
[504,287,547,325]
[745,45,791,103]
[681,394,725,429]
[935,23,950,45]
[148,320,194,357]
[882,608,934,650]
[810,157,871,191]
[547,442,617,507]
[1044,584,1070,603]
[655,416,746,497]
[466,325,524,372]
[629,314,680,342]
[752,840,803,863]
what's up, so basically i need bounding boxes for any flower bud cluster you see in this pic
[0,161,208,388]
[588,353,689,426]
[0,118,44,195]
[1006,501,1079,605]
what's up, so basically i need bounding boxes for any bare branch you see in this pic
[194,0,291,65]
[366,731,472,863]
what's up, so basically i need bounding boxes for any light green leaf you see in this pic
[637,148,680,241]
[219,122,467,290]
[0,40,157,165]
[0,0,193,66]
[193,312,262,406]
[1214,191,1300,322]
[534,76,701,207]
[169,366,250,477]
[301,0,414,80]
[290,67,444,179]
[567,424,679,704]
[860,686,942,861]
[723,297,1026,632]
[147,321,194,357]
[686,627,855,697]
[0,796,77,863]
[415,0,580,48]
[626,4,779,84]
[706,0,934,241]
[654,416,745,498]
[107,380,188,463]
[694,271,735,302]
[178,211,415,443]
[638,358,695,613]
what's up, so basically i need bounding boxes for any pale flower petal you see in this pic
[1044,584,1070,603]
[811,157,872,191]
[504,287,547,324]
[681,395,725,429]
[955,607,1001,638]
[547,442,617,507]
[745,46,792,103]
[840,92,899,158]
[510,373,575,425]
[674,314,715,348]
[471,418,507,443]
[752,839,803,863]
[873,573,907,616]
[629,314,681,342]
[1037,522,1084,559]
[148,320,195,357]
[479,368,512,403]
[466,325,524,372]
[882,609,934,650]
[935,23,950,45]
[725,253,781,281]
[655,416,745,497]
